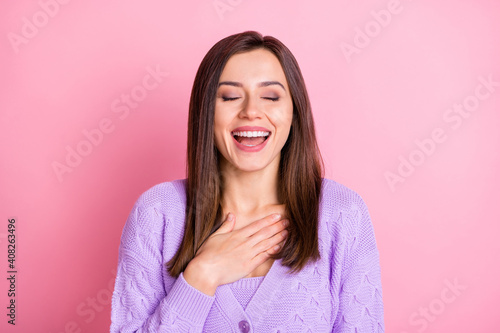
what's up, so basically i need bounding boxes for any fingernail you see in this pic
[274,244,281,251]
[282,219,289,227]
[281,230,288,237]
[227,213,234,221]
[273,214,281,221]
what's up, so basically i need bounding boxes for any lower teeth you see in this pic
[235,136,267,147]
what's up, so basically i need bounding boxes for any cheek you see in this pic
[213,107,224,131]
[278,107,294,142]
[272,106,293,129]
[213,110,230,149]
[213,128,225,151]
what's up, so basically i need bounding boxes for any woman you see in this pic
[111,31,384,332]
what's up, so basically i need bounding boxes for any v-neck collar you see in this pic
[214,259,290,326]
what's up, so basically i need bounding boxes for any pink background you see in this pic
[1,0,499,332]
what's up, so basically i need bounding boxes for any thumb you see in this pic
[215,213,235,234]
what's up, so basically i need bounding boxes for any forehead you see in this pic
[219,48,287,83]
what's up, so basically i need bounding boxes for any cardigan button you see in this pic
[238,320,250,333]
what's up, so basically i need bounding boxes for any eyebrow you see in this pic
[218,81,286,91]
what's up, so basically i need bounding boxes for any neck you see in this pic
[219,156,281,218]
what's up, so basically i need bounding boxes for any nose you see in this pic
[238,96,262,120]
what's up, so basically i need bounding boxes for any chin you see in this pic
[237,165,267,173]
[233,161,270,173]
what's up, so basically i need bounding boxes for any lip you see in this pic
[232,134,269,152]
[231,126,271,133]
[231,126,271,153]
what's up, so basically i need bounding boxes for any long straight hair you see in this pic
[167,31,324,277]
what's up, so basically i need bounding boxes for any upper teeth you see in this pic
[232,131,270,137]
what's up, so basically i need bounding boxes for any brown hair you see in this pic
[167,31,324,277]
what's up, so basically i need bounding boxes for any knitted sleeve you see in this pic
[110,193,215,332]
[332,192,385,333]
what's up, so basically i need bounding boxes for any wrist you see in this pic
[184,259,218,296]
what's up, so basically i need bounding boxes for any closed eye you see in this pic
[221,96,279,102]
[222,96,240,101]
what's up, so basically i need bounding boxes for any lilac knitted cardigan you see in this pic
[110,178,385,332]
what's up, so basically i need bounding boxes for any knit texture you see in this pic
[230,276,265,310]
[110,178,385,332]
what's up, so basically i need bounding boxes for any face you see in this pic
[214,48,294,174]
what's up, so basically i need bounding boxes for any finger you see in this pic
[266,238,286,255]
[250,251,272,268]
[213,213,235,235]
[241,213,284,237]
[246,219,289,248]
[252,228,288,254]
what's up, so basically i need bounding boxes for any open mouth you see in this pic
[232,131,270,147]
